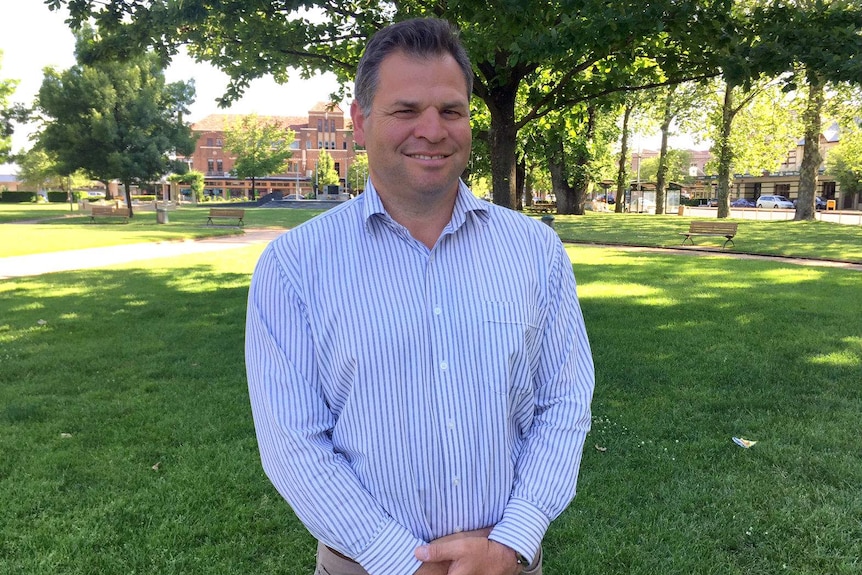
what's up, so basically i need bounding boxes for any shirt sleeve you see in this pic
[245,245,426,575]
[489,238,595,564]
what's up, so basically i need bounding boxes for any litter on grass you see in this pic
[732,436,757,449]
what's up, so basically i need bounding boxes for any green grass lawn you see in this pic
[0,204,325,257]
[1,226,860,573]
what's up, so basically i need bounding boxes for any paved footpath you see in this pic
[0,228,286,280]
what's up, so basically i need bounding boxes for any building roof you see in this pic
[309,102,344,114]
[191,114,311,132]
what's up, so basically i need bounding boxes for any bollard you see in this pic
[541,214,555,229]
[156,208,169,224]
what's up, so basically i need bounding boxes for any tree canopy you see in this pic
[223,114,294,200]
[53,0,733,209]
[37,28,195,216]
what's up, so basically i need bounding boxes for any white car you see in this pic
[756,195,794,209]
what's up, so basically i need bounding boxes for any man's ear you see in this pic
[350,101,366,147]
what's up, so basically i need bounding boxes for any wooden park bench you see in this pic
[206,208,245,226]
[679,220,738,248]
[525,201,556,214]
[88,205,131,223]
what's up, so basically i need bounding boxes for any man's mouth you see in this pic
[408,154,448,160]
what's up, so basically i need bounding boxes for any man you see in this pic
[245,17,594,575]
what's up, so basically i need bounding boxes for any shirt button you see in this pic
[440,361,448,371]
[454,526,463,533]
[452,476,461,486]
[447,419,456,430]
[433,306,442,316]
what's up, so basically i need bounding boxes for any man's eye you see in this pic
[393,109,417,118]
[442,110,463,118]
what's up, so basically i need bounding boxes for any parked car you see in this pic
[731,198,756,208]
[704,198,719,207]
[596,193,616,204]
[756,195,794,209]
[792,196,828,210]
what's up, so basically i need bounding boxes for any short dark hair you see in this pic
[354,18,474,116]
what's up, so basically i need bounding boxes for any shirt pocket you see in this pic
[481,301,542,395]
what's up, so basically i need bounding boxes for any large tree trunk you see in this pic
[796,71,824,222]
[485,82,520,209]
[548,146,575,215]
[655,89,674,215]
[715,83,735,219]
[615,103,633,214]
[568,106,596,216]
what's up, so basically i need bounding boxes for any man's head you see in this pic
[354,18,473,117]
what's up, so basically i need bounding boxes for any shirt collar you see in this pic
[362,179,490,234]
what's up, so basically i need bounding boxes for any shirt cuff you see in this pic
[354,518,427,575]
[488,497,550,565]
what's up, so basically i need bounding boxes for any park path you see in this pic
[1,227,860,279]
[0,228,285,280]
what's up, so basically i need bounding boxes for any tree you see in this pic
[169,170,205,203]
[0,51,23,162]
[346,152,369,195]
[825,120,862,203]
[37,29,195,217]
[750,0,862,220]
[223,114,294,200]
[647,83,710,214]
[638,150,694,184]
[54,0,732,209]
[315,149,340,192]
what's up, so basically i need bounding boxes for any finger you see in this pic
[415,541,455,563]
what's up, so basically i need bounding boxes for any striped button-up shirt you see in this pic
[245,180,594,575]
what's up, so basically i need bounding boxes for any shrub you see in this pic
[47,191,69,203]
[0,191,36,203]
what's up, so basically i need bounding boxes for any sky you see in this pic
[0,1,346,172]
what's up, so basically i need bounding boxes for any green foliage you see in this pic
[0,50,21,161]
[345,152,368,193]
[638,149,694,183]
[315,150,340,189]
[37,26,196,205]
[223,115,294,187]
[0,191,35,203]
[826,123,862,196]
[169,170,205,202]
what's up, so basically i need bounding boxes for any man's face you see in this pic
[351,50,471,204]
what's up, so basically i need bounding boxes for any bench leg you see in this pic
[681,235,694,246]
[722,237,735,248]
[206,217,213,225]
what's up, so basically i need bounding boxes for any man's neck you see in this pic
[377,187,458,250]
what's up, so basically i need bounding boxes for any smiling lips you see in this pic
[407,153,449,160]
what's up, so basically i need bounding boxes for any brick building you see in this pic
[185,103,364,199]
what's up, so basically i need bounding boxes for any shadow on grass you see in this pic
[0,265,313,574]
[555,249,862,574]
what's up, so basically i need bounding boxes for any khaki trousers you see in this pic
[314,541,543,575]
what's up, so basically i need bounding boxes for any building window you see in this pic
[334,162,341,176]
[216,138,223,147]
[343,141,347,150]
[318,119,323,132]
[206,138,214,147]
[217,160,223,174]
[207,159,214,173]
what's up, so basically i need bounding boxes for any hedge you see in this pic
[0,191,36,203]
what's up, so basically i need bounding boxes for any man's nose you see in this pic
[413,108,446,142]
